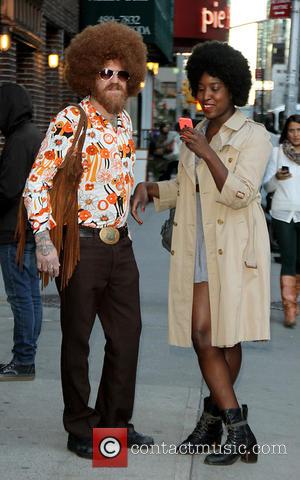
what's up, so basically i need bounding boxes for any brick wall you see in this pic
[16,38,46,131]
[0,0,79,145]
[0,42,17,83]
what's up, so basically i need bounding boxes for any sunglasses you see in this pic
[99,69,130,82]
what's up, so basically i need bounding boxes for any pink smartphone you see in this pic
[178,117,193,130]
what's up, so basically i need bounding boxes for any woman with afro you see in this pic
[132,41,272,466]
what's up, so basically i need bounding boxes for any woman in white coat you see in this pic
[131,42,271,466]
[264,114,300,327]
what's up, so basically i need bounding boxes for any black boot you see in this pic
[177,397,223,454]
[204,406,257,465]
[127,424,154,447]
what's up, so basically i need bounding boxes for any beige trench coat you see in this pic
[154,109,272,348]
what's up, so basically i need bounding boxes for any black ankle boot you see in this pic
[177,397,223,454]
[204,406,257,466]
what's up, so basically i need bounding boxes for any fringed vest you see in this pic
[16,104,88,290]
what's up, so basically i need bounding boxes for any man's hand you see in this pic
[275,168,292,181]
[131,183,150,224]
[35,231,60,277]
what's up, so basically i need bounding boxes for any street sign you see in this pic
[255,68,265,80]
[269,0,292,19]
[174,0,230,43]
[254,80,274,91]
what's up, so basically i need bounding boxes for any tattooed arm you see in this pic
[23,108,77,277]
[35,230,60,277]
[23,107,75,236]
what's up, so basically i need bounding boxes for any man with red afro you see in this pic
[20,21,153,458]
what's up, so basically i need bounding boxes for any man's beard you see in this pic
[94,85,128,114]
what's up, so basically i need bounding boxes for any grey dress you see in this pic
[194,156,208,283]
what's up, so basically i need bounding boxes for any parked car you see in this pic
[267,104,300,133]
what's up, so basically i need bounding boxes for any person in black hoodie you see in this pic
[0,83,43,380]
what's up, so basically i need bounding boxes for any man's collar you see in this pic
[82,96,125,129]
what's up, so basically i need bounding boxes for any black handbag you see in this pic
[160,208,175,252]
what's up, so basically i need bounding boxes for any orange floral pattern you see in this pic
[23,96,136,233]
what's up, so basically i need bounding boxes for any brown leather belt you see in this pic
[79,225,128,244]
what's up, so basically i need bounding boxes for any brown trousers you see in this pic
[57,235,141,438]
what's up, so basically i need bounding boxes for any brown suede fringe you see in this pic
[16,104,88,290]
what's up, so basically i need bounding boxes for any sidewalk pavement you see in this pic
[0,204,299,480]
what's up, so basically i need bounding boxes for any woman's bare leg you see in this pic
[224,343,242,385]
[191,282,239,410]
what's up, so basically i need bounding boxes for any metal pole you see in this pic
[261,68,265,120]
[285,0,300,118]
[176,53,184,120]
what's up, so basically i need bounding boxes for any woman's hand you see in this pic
[275,168,292,181]
[131,182,150,224]
[180,127,212,159]
[180,127,228,192]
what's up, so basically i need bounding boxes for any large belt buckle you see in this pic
[99,226,120,245]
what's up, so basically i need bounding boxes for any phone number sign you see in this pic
[80,0,173,61]
[96,14,151,35]
[81,0,153,37]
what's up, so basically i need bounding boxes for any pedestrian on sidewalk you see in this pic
[150,123,180,181]
[17,21,153,459]
[0,83,43,381]
[264,114,300,328]
[131,41,272,466]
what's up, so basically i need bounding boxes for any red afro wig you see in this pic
[64,21,147,97]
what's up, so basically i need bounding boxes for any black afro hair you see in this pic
[186,41,252,106]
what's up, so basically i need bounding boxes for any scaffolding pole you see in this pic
[285,0,300,117]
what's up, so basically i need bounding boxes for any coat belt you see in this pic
[244,202,257,269]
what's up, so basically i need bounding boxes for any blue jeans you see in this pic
[0,242,42,365]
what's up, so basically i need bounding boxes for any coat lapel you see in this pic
[181,109,247,183]
[181,143,195,184]
[181,118,207,184]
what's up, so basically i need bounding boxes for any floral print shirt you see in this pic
[23,96,135,234]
